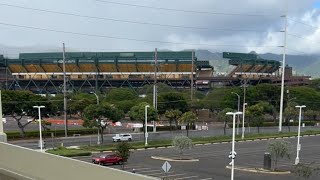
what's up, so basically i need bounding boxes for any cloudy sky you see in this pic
[0,0,319,55]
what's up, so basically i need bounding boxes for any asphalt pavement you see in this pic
[74,135,320,180]
[8,126,320,150]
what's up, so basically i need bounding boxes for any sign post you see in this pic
[162,161,171,180]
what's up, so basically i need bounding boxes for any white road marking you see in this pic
[175,175,198,179]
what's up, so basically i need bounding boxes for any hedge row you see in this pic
[6,128,98,139]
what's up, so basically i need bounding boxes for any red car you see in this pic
[92,154,123,165]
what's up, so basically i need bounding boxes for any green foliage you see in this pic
[113,100,136,114]
[68,93,96,116]
[158,92,189,114]
[6,128,97,139]
[201,87,238,111]
[105,88,137,102]
[288,87,320,110]
[83,103,124,144]
[172,136,193,158]
[246,102,273,132]
[294,163,319,179]
[217,108,234,135]
[165,109,182,130]
[128,102,158,122]
[115,142,132,162]
[179,111,197,136]
[268,141,291,171]
[140,83,176,95]
[47,147,91,157]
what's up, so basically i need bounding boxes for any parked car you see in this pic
[92,154,123,165]
[112,133,133,142]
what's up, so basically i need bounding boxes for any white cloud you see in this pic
[0,0,319,55]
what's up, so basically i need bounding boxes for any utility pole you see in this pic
[63,43,68,137]
[153,48,158,132]
[191,50,194,106]
[279,1,288,132]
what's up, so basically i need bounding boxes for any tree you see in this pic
[217,108,234,135]
[294,163,320,180]
[284,102,298,132]
[305,110,317,125]
[157,92,189,114]
[172,136,193,159]
[83,103,124,144]
[115,142,132,169]
[2,90,50,137]
[114,100,136,114]
[246,102,272,133]
[104,88,137,102]
[179,111,197,137]
[128,102,157,131]
[268,141,291,171]
[165,109,182,131]
[68,93,96,117]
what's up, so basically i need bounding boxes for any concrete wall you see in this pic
[0,143,154,180]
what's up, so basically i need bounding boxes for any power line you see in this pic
[95,0,278,17]
[0,3,277,33]
[288,18,320,31]
[0,21,280,48]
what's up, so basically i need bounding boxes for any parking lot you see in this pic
[74,135,320,180]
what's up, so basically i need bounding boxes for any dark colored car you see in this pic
[92,154,123,165]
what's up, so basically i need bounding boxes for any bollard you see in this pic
[263,152,271,170]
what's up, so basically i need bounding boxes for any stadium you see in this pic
[0,51,310,93]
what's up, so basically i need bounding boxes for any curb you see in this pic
[151,156,199,162]
[225,166,291,175]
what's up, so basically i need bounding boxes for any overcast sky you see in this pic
[0,0,319,55]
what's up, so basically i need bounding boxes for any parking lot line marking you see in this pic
[138,169,162,173]
[161,174,189,178]
[130,167,152,171]
[143,171,175,176]
[175,175,198,180]
[198,178,213,180]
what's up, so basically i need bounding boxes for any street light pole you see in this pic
[90,92,99,105]
[33,106,45,152]
[295,105,306,165]
[226,111,243,180]
[145,105,150,146]
[242,103,247,139]
[231,92,240,135]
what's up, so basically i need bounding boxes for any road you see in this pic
[8,125,320,150]
[75,135,320,180]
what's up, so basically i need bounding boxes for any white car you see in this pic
[112,134,133,142]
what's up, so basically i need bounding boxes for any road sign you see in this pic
[162,161,171,173]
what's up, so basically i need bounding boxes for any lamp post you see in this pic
[295,105,306,165]
[90,92,100,144]
[33,106,45,152]
[90,92,99,105]
[226,111,243,180]
[145,105,150,146]
[231,92,240,135]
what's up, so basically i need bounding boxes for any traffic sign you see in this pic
[162,161,171,173]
